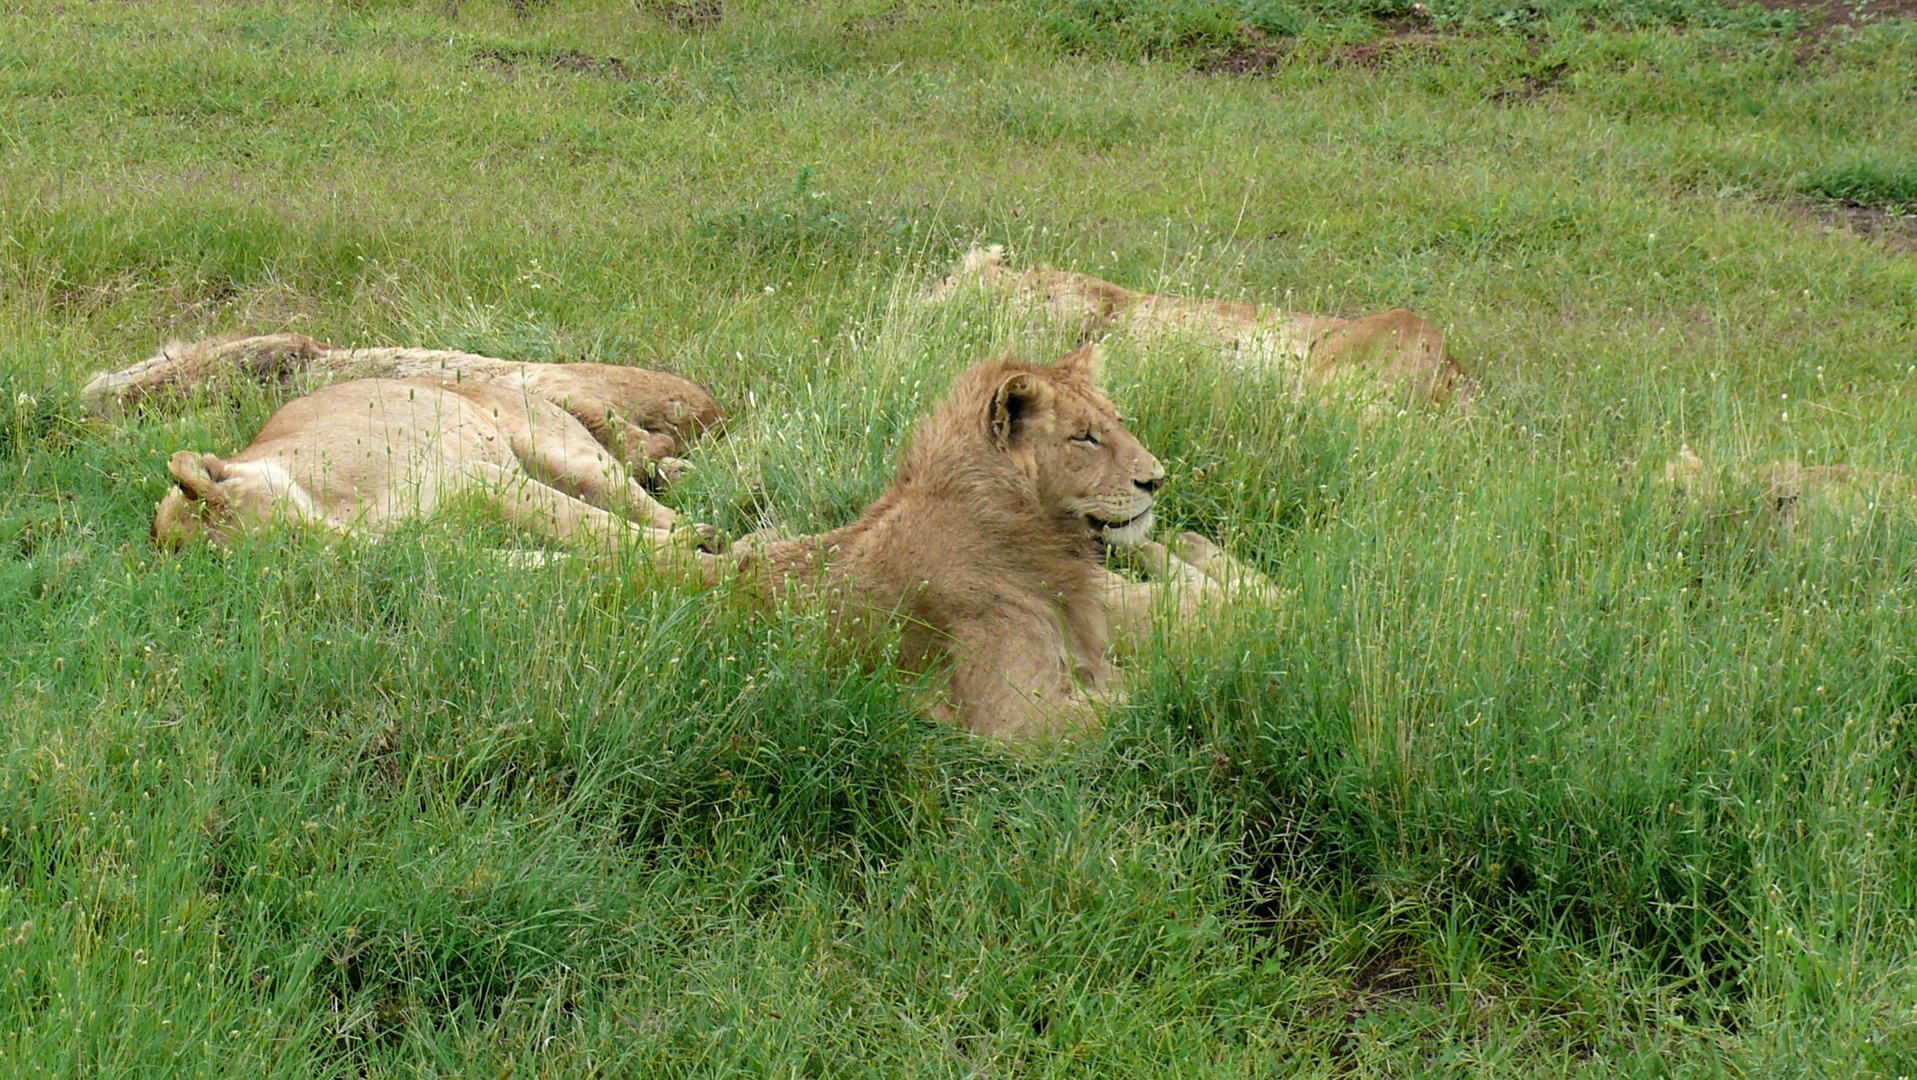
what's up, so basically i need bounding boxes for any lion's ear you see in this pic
[1054,343,1104,386]
[167,451,230,508]
[990,372,1056,449]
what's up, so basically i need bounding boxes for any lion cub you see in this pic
[726,344,1270,741]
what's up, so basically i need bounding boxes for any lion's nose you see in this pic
[1135,460,1166,495]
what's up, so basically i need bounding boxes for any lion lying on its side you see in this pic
[928,245,1475,408]
[155,376,691,551]
[718,343,1272,741]
[86,333,723,482]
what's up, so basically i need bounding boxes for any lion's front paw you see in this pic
[1173,531,1279,603]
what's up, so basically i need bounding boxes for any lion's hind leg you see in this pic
[522,434,683,532]
[471,393,688,534]
[605,417,693,489]
[461,460,683,555]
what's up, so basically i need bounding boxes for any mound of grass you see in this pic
[1035,0,1306,56]
[1028,0,1795,53]
[1801,158,1917,211]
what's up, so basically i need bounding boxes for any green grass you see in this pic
[3,0,1917,1075]
[1802,158,1917,211]
[1033,0,1797,52]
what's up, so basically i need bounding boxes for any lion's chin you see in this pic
[1092,508,1154,550]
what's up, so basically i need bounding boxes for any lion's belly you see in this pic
[233,380,525,529]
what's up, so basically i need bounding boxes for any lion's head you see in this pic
[153,450,332,548]
[900,343,1164,552]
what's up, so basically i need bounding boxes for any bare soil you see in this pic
[1199,0,1913,76]
[476,48,632,79]
[1782,198,1917,255]
[1755,0,1917,39]
[659,1,723,30]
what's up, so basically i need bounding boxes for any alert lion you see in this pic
[721,343,1270,741]
[928,245,1475,407]
[86,333,723,481]
[154,376,691,552]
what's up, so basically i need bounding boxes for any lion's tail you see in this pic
[83,333,333,413]
[82,335,531,413]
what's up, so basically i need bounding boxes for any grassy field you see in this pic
[3,0,1917,1074]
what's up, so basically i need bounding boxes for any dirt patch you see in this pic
[1334,32,1448,69]
[476,48,631,80]
[1199,16,1448,76]
[1198,30,1448,74]
[1195,40,1293,74]
[1200,0,1912,76]
[658,0,723,30]
[843,5,906,37]
[1781,198,1917,254]
[1754,0,1917,39]
[1345,947,1431,1009]
[550,50,629,77]
[1488,59,1569,102]
[1194,40,1294,74]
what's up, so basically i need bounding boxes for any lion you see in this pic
[717,343,1272,741]
[85,333,723,482]
[154,376,692,552]
[927,245,1475,407]
[1663,444,1913,529]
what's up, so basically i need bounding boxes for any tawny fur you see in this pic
[86,333,723,475]
[1664,445,1914,529]
[928,245,1475,407]
[719,344,1268,741]
[153,377,690,552]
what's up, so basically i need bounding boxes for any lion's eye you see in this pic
[1072,431,1100,446]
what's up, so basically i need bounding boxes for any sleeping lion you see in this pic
[154,375,696,552]
[928,245,1475,408]
[85,332,723,482]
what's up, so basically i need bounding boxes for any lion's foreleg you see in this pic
[948,627,1104,742]
[1167,531,1275,598]
[1103,571,1215,656]
[1103,532,1278,655]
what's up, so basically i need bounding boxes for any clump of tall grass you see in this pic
[1026,0,1795,52]
[1801,158,1917,212]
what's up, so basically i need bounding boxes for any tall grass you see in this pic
[2,0,1916,1074]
